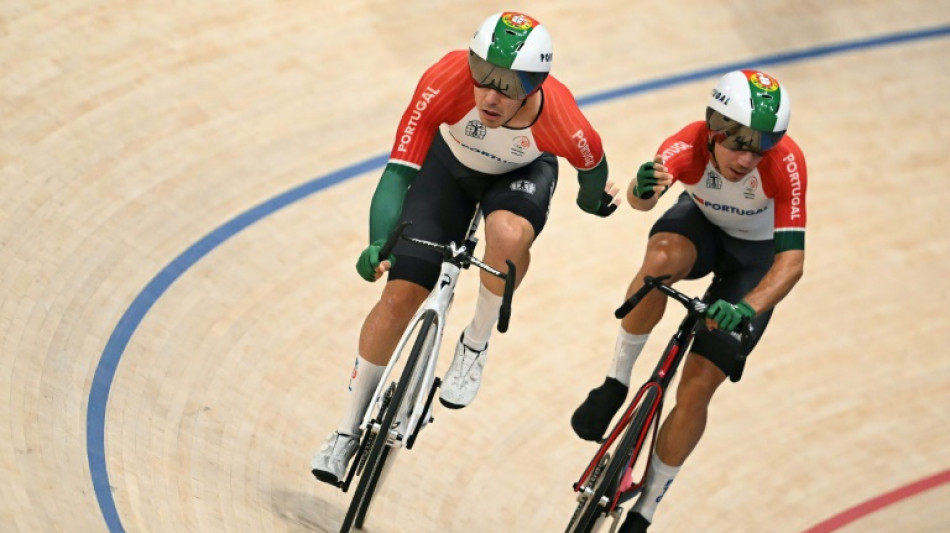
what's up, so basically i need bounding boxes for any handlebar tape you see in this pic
[729,318,753,382]
[497,260,516,333]
[614,275,670,318]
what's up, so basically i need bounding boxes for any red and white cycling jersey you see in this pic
[658,122,807,249]
[388,50,604,175]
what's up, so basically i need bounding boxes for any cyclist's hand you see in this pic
[579,181,621,217]
[633,155,671,200]
[706,299,755,332]
[355,239,394,282]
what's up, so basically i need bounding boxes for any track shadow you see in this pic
[269,488,342,533]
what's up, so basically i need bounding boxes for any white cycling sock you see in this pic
[462,282,501,350]
[337,355,385,436]
[607,328,649,387]
[631,451,681,522]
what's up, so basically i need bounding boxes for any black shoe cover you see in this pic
[618,512,650,533]
[570,377,628,441]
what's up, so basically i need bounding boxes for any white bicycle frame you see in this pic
[358,212,483,448]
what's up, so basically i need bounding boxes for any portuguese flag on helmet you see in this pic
[470,12,553,73]
[706,68,791,152]
[708,69,790,133]
[486,13,542,68]
[468,12,553,99]
[744,70,784,132]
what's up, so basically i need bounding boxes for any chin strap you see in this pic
[501,96,530,127]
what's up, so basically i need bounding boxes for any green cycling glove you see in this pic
[706,300,756,332]
[634,161,660,200]
[577,190,618,217]
[355,239,394,282]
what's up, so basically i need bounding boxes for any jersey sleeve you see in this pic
[369,51,471,243]
[762,137,807,251]
[532,77,605,171]
[388,50,473,170]
[655,121,709,187]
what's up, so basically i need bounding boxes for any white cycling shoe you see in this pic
[310,431,359,485]
[439,334,488,409]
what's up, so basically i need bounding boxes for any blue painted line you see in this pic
[577,24,950,107]
[85,154,387,532]
[86,24,950,532]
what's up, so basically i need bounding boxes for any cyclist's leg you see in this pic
[313,137,476,481]
[655,354,726,464]
[618,353,724,526]
[617,192,716,378]
[439,153,558,408]
[621,192,717,336]
[344,136,475,423]
[643,237,774,462]
[627,234,774,524]
[357,281,429,365]
[573,194,715,441]
[469,151,559,341]
[332,280,429,438]
[622,352,723,527]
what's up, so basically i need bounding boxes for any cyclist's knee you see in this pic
[675,354,725,407]
[641,232,696,280]
[484,210,536,251]
[379,280,429,317]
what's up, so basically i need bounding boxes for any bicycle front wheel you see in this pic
[566,386,660,533]
[340,310,437,533]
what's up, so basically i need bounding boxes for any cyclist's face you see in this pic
[473,86,524,128]
[712,142,764,181]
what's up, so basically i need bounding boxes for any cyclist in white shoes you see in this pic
[311,11,620,485]
[571,69,807,532]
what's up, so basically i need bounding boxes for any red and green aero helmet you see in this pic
[706,69,791,153]
[468,12,553,100]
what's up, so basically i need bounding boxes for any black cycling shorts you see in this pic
[650,192,775,378]
[388,134,558,289]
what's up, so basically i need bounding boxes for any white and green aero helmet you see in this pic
[468,12,553,100]
[706,69,791,153]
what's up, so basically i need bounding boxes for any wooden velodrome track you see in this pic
[2,1,949,532]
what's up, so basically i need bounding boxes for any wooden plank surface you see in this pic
[2,2,948,532]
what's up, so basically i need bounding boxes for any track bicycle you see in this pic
[565,275,750,533]
[333,209,516,533]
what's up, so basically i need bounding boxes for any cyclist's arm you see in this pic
[742,139,807,315]
[575,156,608,212]
[531,77,612,213]
[369,51,471,242]
[368,163,417,243]
[741,249,804,315]
[628,124,706,212]
[626,156,666,212]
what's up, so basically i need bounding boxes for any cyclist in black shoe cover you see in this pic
[572,69,807,531]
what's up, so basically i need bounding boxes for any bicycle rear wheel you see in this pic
[339,311,437,533]
[566,387,660,533]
